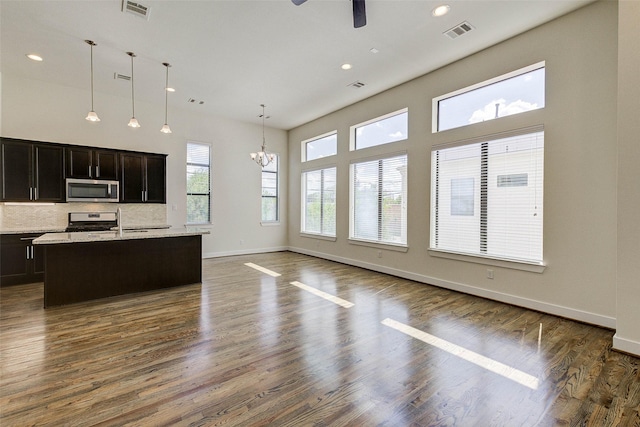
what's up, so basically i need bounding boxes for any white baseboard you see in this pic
[288,246,617,329]
[202,246,287,259]
[613,334,640,357]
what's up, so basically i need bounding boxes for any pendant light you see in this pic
[160,62,172,134]
[250,104,275,167]
[126,52,140,128]
[84,40,100,122]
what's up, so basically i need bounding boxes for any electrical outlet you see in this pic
[239,239,244,245]
[377,250,382,258]
[487,269,494,279]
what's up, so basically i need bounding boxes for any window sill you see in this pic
[300,232,337,242]
[428,249,546,273]
[260,221,280,227]
[348,238,408,253]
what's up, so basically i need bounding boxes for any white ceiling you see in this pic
[1,0,594,130]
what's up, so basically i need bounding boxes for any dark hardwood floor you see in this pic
[1,252,639,426]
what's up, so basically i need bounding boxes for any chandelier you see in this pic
[249,104,275,167]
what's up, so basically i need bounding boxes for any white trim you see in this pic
[287,246,616,329]
[428,249,546,273]
[260,221,280,227]
[300,232,337,242]
[612,334,640,357]
[348,238,408,253]
[431,124,545,151]
[432,61,545,133]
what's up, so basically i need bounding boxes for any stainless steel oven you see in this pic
[66,178,119,203]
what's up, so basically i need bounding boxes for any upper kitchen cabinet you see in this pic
[0,138,64,202]
[65,147,118,180]
[120,152,166,203]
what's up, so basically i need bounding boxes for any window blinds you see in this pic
[351,154,407,245]
[430,129,544,263]
[302,167,336,236]
[186,142,211,224]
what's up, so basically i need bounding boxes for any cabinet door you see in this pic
[145,155,166,203]
[0,139,32,201]
[32,243,45,276]
[65,147,92,179]
[120,153,145,203]
[95,150,118,180]
[34,145,64,202]
[0,235,30,286]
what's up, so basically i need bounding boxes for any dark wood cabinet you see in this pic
[65,147,118,180]
[0,233,44,286]
[0,138,64,202]
[120,153,166,203]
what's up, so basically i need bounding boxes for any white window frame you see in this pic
[261,154,279,225]
[300,166,337,240]
[301,131,338,162]
[186,141,212,225]
[349,152,408,251]
[428,126,545,272]
[432,61,545,133]
[350,108,409,151]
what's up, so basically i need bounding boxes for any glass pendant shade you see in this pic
[160,123,172,134]
[128,117,140,128]
[86,110,100,122]
[85,40,100,122]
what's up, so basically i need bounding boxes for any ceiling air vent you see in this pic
[122,0,151,20]
[114,72,131,81]
[444,21,474,39]
[348,81,366,88]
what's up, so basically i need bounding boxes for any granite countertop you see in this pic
[0,224,171,235]
[33,227,210,245]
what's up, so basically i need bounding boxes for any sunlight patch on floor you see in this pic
[382,318,540,390]
[244,262,281,277]
[290,281,355,308]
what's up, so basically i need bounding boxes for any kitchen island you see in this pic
[33,227,209,307]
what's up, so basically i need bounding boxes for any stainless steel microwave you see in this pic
[66,178,119,203]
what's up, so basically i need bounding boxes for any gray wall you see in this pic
[288,2,620,330]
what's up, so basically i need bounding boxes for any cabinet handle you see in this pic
[31,246,34,259]
[26,246,30,259]
[89,165,92,178]
[34,187,38,200]
[29,187,33,200]
[142,191,145,201]
[96,166,100,177]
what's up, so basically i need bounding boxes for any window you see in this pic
[351,108,408,150]
[186,142,211,224]
[262,155,279,222]
[301,167,336,237]
[303,131,337,162]
[430,127,544,264]
[434,62,545,132]
[350,154,407,246]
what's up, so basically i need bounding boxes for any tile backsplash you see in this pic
[0,203,167,231]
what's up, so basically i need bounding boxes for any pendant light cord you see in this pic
[165,65,169,123]
[129,53,136,117]
[90,43,95,110]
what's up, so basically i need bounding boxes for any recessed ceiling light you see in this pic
[26,54,43,62]
[370,48,379,54]
[432,5,450,17]
[166,87,176,92]
[341,63,352,70]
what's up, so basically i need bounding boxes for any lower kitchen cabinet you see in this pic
[0,233,44,286]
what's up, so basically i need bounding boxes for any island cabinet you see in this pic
[65,146,119,180]
[0,233,45,286]
[120,152,166,203]
[0,138,64,202]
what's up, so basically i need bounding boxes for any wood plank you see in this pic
[1,252,638,426]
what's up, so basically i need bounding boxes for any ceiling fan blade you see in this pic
[292,0,308,5]
[353,0,366,28]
